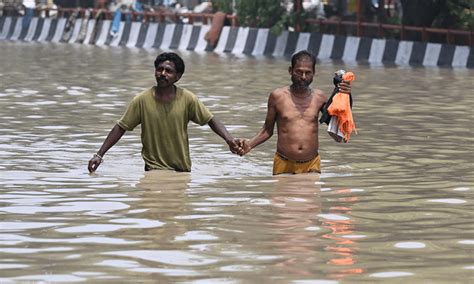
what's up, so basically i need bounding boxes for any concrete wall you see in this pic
[1,16,472,68]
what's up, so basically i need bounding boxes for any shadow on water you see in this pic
[0,41,473,283]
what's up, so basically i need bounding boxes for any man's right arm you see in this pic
[240,92,278,155]
[88,124,126,173]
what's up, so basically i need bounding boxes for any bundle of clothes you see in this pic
[319,70,357,143]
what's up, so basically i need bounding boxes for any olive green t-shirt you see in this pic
[117,86,213,171]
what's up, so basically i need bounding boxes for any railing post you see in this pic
[422,27,427,42]
[356,20,361,37]
[356,0,362,36]
[400,24,405,41]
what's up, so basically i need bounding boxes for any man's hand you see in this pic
[338,81,351,94]
[88,154,103,173]
[227,138,242,155]
[234,139,252,156]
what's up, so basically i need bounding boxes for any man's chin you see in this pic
[294,83,310,89]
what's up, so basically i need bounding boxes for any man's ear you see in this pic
[288,66,292,74]
[176,73,183,81]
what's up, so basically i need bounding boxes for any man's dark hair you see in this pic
[291,50,316,71]
[154,52,185,74]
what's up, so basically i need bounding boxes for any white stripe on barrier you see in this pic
[10,17,23,41]
[95,20,111,46]
[422,43,442,67]
[83,19,95,45]
[160,23,175,50]
[24,17,38,41]
[214,26,230,53]
[126,22,141,47]
[194,24,210,52]
[68,19,82,43]
[142,23,158,48]
[452,46,469,67]
[109,22,125,46]
[318,34,335,60]
[368,39,385,64]
[232,27,250,54]
[37,18,51,42]
[395,41,413,65]
[0,17,12,40]
[51,18,66,42]
[294,32,310,53]
[178,24,193,50]
[252,28,269,56]
[273,31,289,57]
[342,36,360,62]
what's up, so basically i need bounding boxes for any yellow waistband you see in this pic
[276,152,319,164]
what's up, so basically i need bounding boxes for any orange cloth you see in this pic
[327,72,356,142]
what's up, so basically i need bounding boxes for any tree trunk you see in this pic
[294,0,303,32]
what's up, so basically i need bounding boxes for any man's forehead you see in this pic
[295,56,314,64]
[157,60,176,68]
[293,59,314,69]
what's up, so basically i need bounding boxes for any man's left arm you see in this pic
[208,117,240,154]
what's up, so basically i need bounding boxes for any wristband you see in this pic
[93,153,104,163]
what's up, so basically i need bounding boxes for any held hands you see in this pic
[227,138,251,156]
[239,139,252,156]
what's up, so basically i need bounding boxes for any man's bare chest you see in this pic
[279,100,319,121]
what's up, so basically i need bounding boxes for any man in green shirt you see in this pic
[88,52,240,173]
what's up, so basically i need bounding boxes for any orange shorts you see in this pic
[273,152,321,175]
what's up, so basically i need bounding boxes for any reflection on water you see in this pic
[0,41,473,283]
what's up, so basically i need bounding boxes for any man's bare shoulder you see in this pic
[312,88,328,101]
[269,86,289,99]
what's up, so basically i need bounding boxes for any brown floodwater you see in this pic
[0,41,473,283]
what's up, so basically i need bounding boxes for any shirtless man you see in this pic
[238,50,350,175]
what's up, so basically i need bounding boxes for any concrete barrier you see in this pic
[1,16,472,68]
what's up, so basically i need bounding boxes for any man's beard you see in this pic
[292,78,311,89]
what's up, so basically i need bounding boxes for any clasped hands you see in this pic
[227,138,251,156]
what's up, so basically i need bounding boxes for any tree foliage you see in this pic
[400,0,473,30]
[212,0,473,34]
[234,0,286,29]
[211,0,233,14]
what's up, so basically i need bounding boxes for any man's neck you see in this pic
[154,85,176,102]
[289,85,311,98]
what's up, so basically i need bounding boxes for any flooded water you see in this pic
[0,41,473,283]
